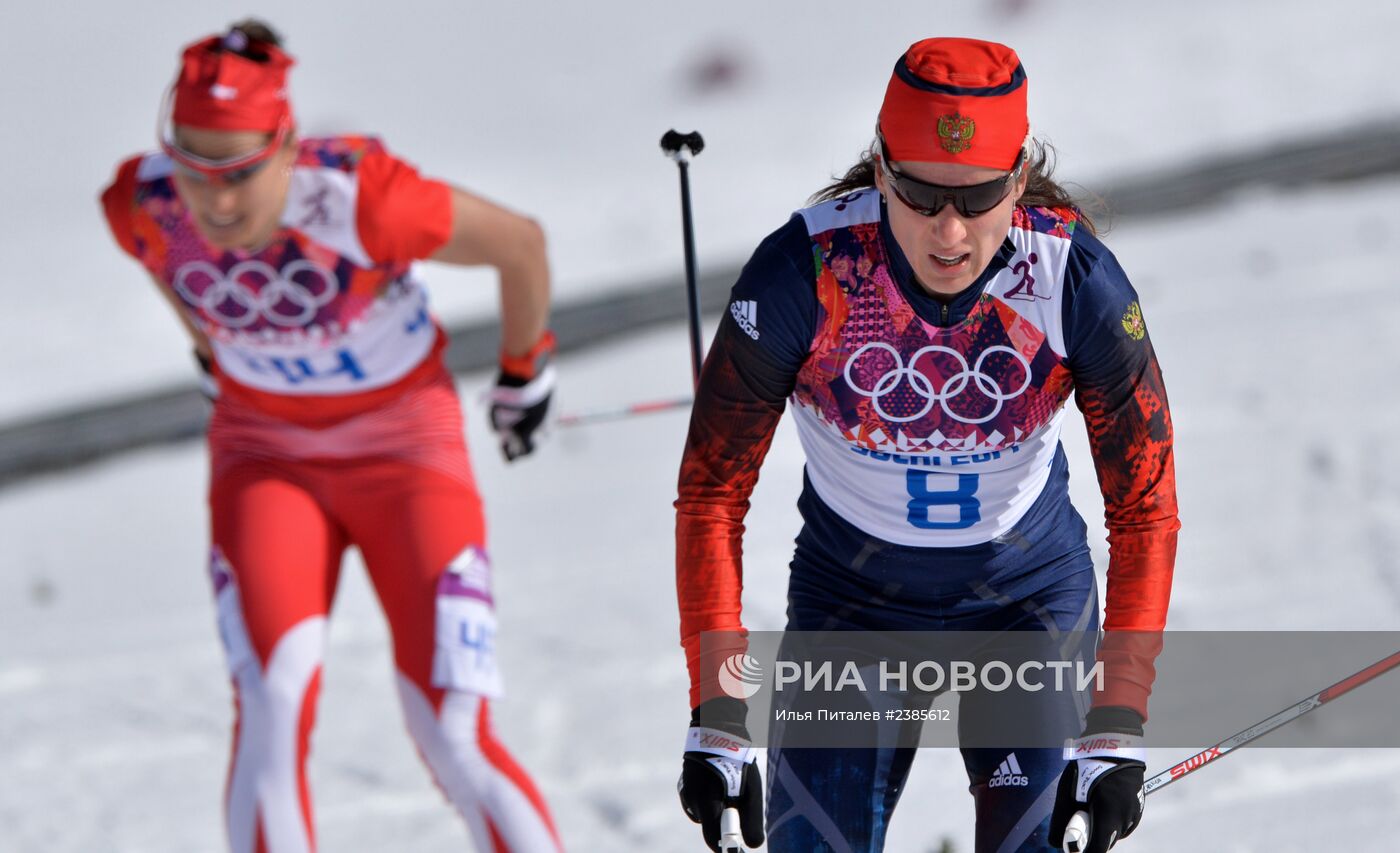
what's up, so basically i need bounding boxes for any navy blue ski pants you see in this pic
[765,542,1099,853]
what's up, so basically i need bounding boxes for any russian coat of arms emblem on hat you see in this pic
[936,113,976,154]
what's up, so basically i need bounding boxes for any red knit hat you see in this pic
[170,31,295,132]
[878,38,1028,170]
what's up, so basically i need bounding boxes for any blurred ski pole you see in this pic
[660,128,706,390]
[555,130,707,430]
[1062,647,1400,852]
[555,396,693,427]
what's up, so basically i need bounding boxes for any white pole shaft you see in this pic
[717,807,745,852]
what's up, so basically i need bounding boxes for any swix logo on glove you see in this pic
[685,726,756,764]
[1077,737,1126,754]
[702,733,743,752]
[1064,732,1146,763]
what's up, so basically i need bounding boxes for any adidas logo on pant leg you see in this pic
[989,752,1030,788]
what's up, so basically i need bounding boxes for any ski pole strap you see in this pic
[685,726,757,764]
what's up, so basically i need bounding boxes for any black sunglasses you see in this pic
[877,131,1024,218]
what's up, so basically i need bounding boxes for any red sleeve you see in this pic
[100,156,144,259]
[676,326,788,709]
[1076,336,1179,717]
[354,148,454,264]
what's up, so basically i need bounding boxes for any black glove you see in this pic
[488,331,556,462]
[194,350,220,401]
[1049,707,1147,853]
[679,697,765,852]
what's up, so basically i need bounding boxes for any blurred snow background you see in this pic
[3,1,1400,851]
[4,0,1400,421]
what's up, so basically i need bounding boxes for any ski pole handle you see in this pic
[1062,810,1089,853]
[717,807,746,852]
[661,129,705,159]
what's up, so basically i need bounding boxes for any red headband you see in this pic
[170,33,295,132]
[878,37,1027,171]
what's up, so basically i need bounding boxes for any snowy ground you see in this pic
[5,174,1400,850]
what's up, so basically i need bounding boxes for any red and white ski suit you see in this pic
[102,136,562,853]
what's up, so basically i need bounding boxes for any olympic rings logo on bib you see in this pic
[174,260,339,328]
[843,341,1032,425]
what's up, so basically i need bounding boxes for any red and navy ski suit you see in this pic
[676,190,1178,852]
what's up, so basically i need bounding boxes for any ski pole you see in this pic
[659,129,706,390]
[1063,647,1400,852]
[1145,645,1400,793]
[717,807,746,852]
[555,395,693,428]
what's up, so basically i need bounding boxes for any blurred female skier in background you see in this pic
[675,37,1178,853]
[101,20,562,852]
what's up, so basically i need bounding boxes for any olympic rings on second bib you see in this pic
[843,341,1033,425]
[174,259,339,328]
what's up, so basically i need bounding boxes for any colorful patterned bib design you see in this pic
[104,136,447,398]
[788,191,1082,546]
